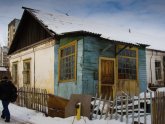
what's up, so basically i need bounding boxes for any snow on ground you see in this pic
[0,101,125,124]
[156,87,165,92]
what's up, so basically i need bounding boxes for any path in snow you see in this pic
[0,113,33,124]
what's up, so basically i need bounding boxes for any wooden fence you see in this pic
[91,91,154,124]
[152,92,165,124]
[16,87,48,114]
[14,88,165,123]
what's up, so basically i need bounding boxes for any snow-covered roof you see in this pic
[0,66,7,71]
[156,87,165,92]
[27,8,164,50]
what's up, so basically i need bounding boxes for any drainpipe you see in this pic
[33,48,36,89]
[150,50,153,85]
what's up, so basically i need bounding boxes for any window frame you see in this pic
[58,40,77,83]
[117,45,138,80]
[23,59,31,85]
[12,61,18,85]
[155,60,162,81]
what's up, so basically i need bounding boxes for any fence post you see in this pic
[144,92,146,124]
[120,95,123,122]
[100,95,107,119]
[132,96,134,124]
[163,92,165,124]
[105,96,111,120]
[95,95,102,119]
[138,94,140,124]
[110,96,114,120]
[115,96,118,120]
[160,92,163,124]
[41,89,43,112]
[91,94,97,120]
[126,95,128,124]
[150,92,153,124]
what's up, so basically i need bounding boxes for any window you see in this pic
[23,59,31,85]
[12,62,18,85]
[59,41,77,82]
[155,61,162,80]
[118,48,137,80]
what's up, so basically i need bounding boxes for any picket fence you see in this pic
[15,88,165,124]
[91,91,165,124]
[16,87,48,114]
[152,92,165,124]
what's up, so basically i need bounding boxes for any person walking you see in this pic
[0,76,17,123]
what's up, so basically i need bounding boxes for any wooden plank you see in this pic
[157,92,159,124]
[160,92,162,124]
[95,95,102,119]
[32,88,35,109]
[110,97,115,120]
[48,94,69,117]
[126,95,128,124]
[41,89,43,112]
[144,92,146,124]
[138,94,140,124]
[162,92,165,122]
[91,94,97,119]
[159,92,162,124]
[38,89,41,112]
[156,95,157,124]
[150,92,153,124]
[132,96,134,124]
[100,95,107,119]
[104,96,111,120]
[44,89,48,113]
[120,96,123,122]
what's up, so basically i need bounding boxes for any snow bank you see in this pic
[0,101,126,124]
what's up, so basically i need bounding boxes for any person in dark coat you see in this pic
[0,76,17,123]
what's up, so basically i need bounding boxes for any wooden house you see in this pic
[146,49,165,90]
[8,7,148,98]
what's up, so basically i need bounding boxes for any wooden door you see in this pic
[99,58,115,97]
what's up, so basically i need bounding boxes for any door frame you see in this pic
[12,61,19,88]
[99,57,116,98]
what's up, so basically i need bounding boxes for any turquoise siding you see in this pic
[82,36,115,96]
[138,47,147,92]
[54,39,83,99]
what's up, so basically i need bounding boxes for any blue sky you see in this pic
[0,0,165,47]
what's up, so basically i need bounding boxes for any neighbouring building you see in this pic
[8,18,20,47]
[146,49,165,89]
[0,45,9,67]
[0,44,2,66]
[0,66,10,80]
[8,7,148,99]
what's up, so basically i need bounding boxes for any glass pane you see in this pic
[118,56,136,80]
[60,44,75,81]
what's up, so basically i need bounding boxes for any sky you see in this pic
[0,0,165,49]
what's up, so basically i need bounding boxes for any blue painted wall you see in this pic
[138,47,147,92]
[82,36,115,96]
[54,37,84,99]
